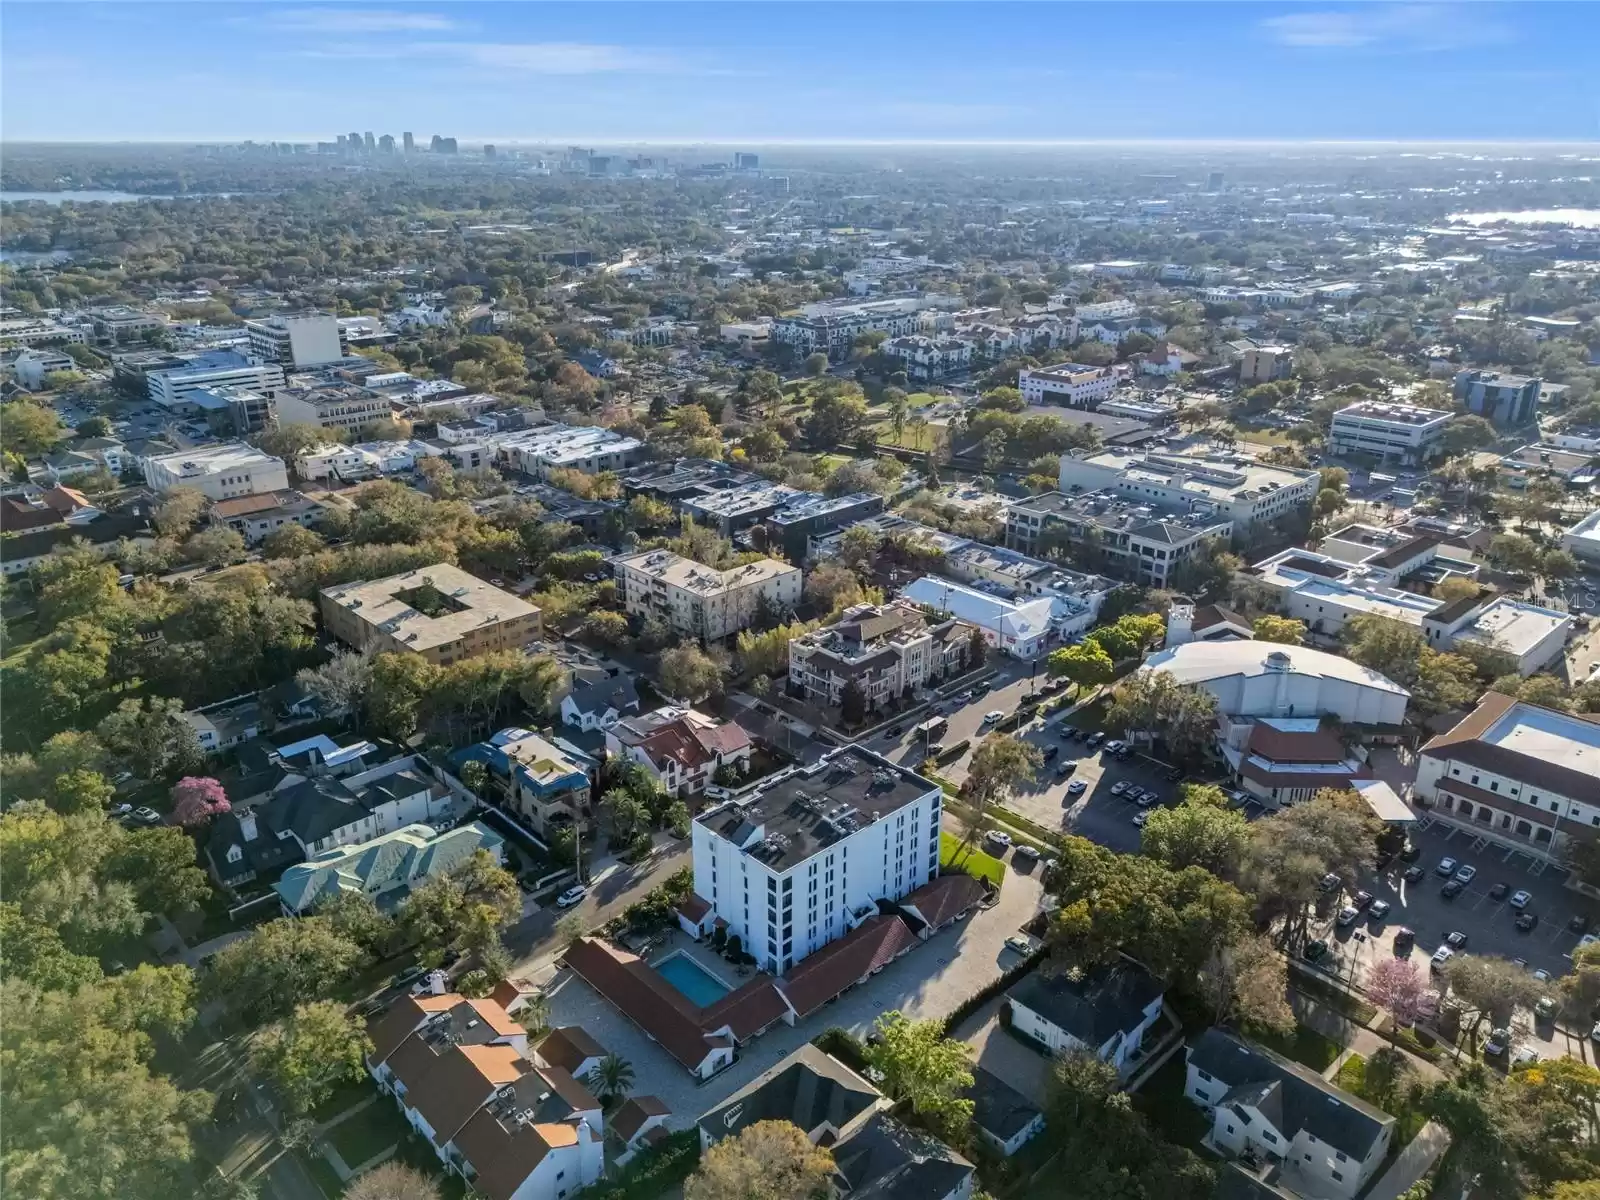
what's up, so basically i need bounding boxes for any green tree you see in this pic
[583,1053,636,1107]
[963,734,1043,838]
[261,523,325,559]
[1195,933,1293,1031]
[1106,670,1218,763]
[0,902,104,991]
[659,644,722,701]
[1240,788,1379,950]
[398,850,521,966]
[153,487,208,537]
[1252,614,1306,645]
[97,697,204,782]
[1440,414,1497,457]
[685,1120,836,1200]
[203,916,363,1022]
[864,1012,974,1140]
[839,677,868,725]
[47,768,114,815]
[0,400,68,456]
[250,1000,372,1115]
[1046,640,1115,690]
[1140,784,1249,876]
[803,352,829,377]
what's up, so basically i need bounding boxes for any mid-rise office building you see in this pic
[244,311,344,368]
[690,745,943,975]
[147,350,285,410]
[1455,369,1542,426]
[1004,490,1232,587]
[1329,401,1451,466]
[139,441,289,500]
[320,564,542,665]
[1018,364,1118,409]
[89,305,167,343]
[766,491,886,563]
[612,550,801,641]
[1238,344,1294,384]
[1058,448,1319,529]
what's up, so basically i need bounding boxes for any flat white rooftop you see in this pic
[1483,703,1600,778]
[1453,597,1572,660]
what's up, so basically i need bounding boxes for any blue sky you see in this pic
[3,2,1596,143]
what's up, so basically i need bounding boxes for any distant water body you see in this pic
[1449,209,1600,228]
[0,190,234,204]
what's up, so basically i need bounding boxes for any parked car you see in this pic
[1534,968,1552,984]
[1105,740,1126,755]
[1136,792,1159,809]
[1489,882,1510,901]
[1399,842,1422,862]
[1056,761,1075,777]
[985,831,1013,849]
[1164,765,1184,781]
[1516,912,1540,932]
[1572,934,1600,960]
[555,885,588,909]
[1043,745,1060,762]
[1353,890,1374,909]
[1319,872,1342,893]
[1512,1046,1541,1069]
[1013,845,1040,863]
[1588,1021,1600,1045]
[1110,781,1130,797]
[1303,939,1329,963]
[1536,996,1558,1020]
[1336,906,1360,928]
[1485,1027,1511,1056]
[1394,927,1415,950]
[983,710,1005,725]
[109,803,133,817]
[1066,779,1087,796]
[1570,915,1590,934]
[1403,865,1426,884]
[1455,864,1477,884]
[1431,946,1454,971]
[1437,857,1458,876]
[885,725,904,738]
[131,807,161,825]
[1510,889,1533,910]
[1369,899,1391,921]
[1446,930,1469,949]
[1441,879,1465,900]
[1004,934,1037,956]
[1132,810,1151,827]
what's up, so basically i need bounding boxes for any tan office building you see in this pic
[319,564,541,666]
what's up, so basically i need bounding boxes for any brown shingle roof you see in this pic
[536,1027,609,1075]
[677,892,712,923]
[387,1040,526,1145]
[452,1110,580,1200]
[901,873,987,931]
[1244,723,1349,763]
[366,993,459,1064]
[778,916,921,1019]
[612,1095,671,1144]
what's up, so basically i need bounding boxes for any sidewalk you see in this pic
[1291,990,1444,1082]
[1364,1121,1451,1200]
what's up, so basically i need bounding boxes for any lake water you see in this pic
[1,190,156,204]
[1449,209,1600,229]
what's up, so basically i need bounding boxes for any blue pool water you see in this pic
[655,952,732,1008]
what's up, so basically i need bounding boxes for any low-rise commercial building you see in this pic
[88,305,167,343]
[1058,448,1319,529]
[1019,363,1118,409]
[274,382,395,434]
[612,550,801,641]
[209,488,323,544]
[497,425,643,480]
[139,441,289,499]
[0,318,88,348]
[766,491,885,563]
[1416,691,1600,861]
[1329,401,1451,465]
[147,350,285,410]
[320,564,542,665]
[1140,641,1410,727]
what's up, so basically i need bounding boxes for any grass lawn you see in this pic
[325,1099,409,1168]
[308,1080,373,1126]
[941,831,1007,887]
[1245,1021,1341,1072]
[1334,1053,1429,1146]
[1132,1053,1211,1151]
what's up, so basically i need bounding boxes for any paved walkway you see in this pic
[1364,1121,1451,1200]
[1291,990,1445,1081]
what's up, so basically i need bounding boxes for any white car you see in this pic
[1336,906,1360,927]
[555,885,588,909]
[985,831,1013,848]
[1132,810,1151,827]
[1436,857,1458,877]
[982,710,1005,725]
[1066,779,1087,796]
[1110,781,1130,797]
[1454,864,1477,884]
[1430,946,1454,971]
[1509,890,1532,910]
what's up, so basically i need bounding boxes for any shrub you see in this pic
[941,949,1047,1036]
[813,1026,869,1071]
[575,1130,699,1200]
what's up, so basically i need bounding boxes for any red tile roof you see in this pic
[778,916,921,1019]
[1244,723,1350,763]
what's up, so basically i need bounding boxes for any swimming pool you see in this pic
[654,952,732,1008]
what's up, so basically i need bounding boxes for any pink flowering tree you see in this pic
[1367,956,1430,1041]
[171,776,231,827]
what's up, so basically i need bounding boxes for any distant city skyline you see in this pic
[2,2,1596,143]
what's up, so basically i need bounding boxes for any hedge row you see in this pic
[813,1026,870,1072]
[940,947,1048,1036]
[574,1130,700,1200]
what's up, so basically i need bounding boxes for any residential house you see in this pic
[274,821,505,915]
[1184,1029,1395,1200]
[1005,958,1167,1079]
[558,668,641,732]
[966,1067,1045,1158]
[460,728,594,837]
[605,707,753,799]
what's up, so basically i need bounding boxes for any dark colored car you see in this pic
[1086,732,1106,749]
[885,725,903,738]
[1165,765,1184,781]
[1570,915,1590,934]
[1516,912,1539,932]
[1399,843,1422,862]
[1394,926,1415,949]
[1403,865,1425,884]
[1489,882,1511,901]
[1303,940,1329,963]
[1043,745,1060,762]
[1441,879,1465,900]
[1353,890,1374,910]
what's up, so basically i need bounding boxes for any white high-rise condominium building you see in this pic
[245,311,344,368]
[690,746,943,976]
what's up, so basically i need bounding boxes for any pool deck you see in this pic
[652,948,737,1008]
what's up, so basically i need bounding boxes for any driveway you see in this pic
[951,997,1053,1107]
[535,854,1047,1130]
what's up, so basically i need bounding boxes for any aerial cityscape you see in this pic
[3,5,1600,1200]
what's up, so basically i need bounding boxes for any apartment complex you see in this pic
[1455,368,1542,426]
[320,564,542,665]
[139,441,289,500]
[244,311,344,368]
[1004,490,1232,587]
[612,550,801,641]
[771,299,927,361]
[1416,692,1600,861]
[1058,448,1319,528]
[463,727,593,836]
[497,425,644,479]
[1018,363,1118,409]
[787,601,976,711]
[690,746,943,975]
[274,382,395,433]
[881,334,973,381]
[766,491,885,562]
[1328,401,1451,465]
[1238,343,1294,384]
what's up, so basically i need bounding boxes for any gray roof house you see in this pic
[559,667,641,732]
[965,1067,1044,1158]
[1184,1028,1396,1200]
[1006,958,1166,1079]
[273,820,504,915]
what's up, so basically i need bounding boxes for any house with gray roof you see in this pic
[1006,958,1166,1079]
[559,667,641,732]
[965,1066,1044,1157]
[1184,1028,1396,1200]
[273,820,504,915]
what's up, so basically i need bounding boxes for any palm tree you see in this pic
[909,414,928,450]
[888,391,909,445]
[585,1053,635,1106]
[518,991,552,1038]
